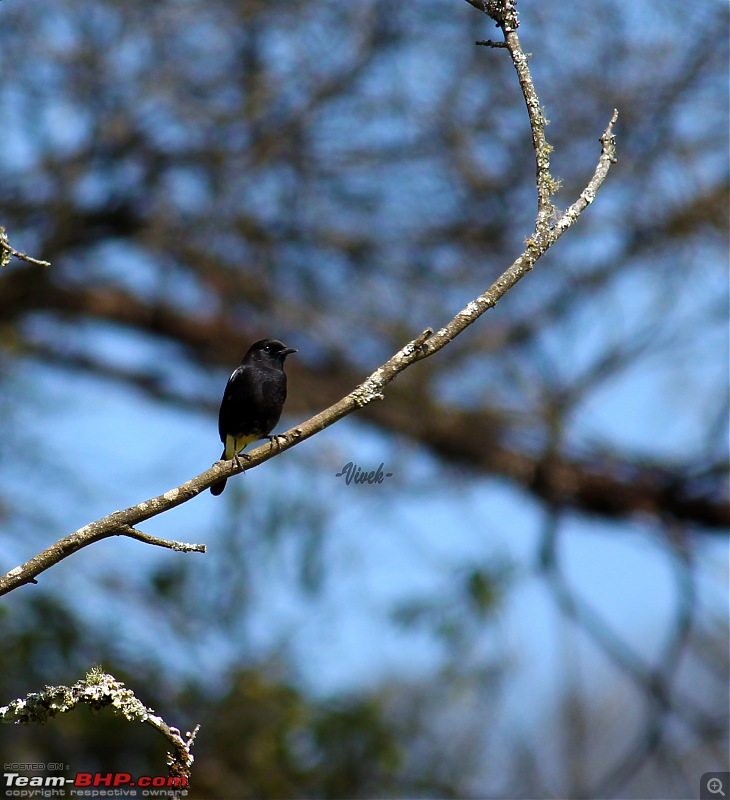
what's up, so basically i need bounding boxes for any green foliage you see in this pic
[189,670,403,799]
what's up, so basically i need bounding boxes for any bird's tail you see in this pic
[210,448,228,495]
[210,478,227,496]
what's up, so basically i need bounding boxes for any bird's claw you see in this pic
[268,434,287,453]
[233,451,250,472]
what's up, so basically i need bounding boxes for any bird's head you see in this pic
[244,339,297,365]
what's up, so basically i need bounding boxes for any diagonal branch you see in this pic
[20,338,730,531]
[0,0,619,597]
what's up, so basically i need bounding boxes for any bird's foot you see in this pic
[233,451,251,473]
[268,434,287,453]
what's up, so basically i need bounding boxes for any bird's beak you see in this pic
[282,347,298,357]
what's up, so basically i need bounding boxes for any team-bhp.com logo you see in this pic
[4,771,187,795]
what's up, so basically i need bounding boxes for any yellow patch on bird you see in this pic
[224,433,259,460]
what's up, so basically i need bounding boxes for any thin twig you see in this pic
[0,227,51,268]
[119,524,206,553]
[464,0,557,230]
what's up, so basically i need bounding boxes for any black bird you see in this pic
[210,338,297,496]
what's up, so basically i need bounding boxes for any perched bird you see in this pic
[210,338,297,496]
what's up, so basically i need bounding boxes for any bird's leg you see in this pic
[233,450,251,472]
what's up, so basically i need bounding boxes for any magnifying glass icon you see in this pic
[708,778,726,796]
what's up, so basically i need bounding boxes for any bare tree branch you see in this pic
[0,669,197,797]
[17,334,728,533]
[469,0,558,230]
[0,226,51,268]
[0,0,619,597]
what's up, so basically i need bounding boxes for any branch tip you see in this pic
[0,227,51,268]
